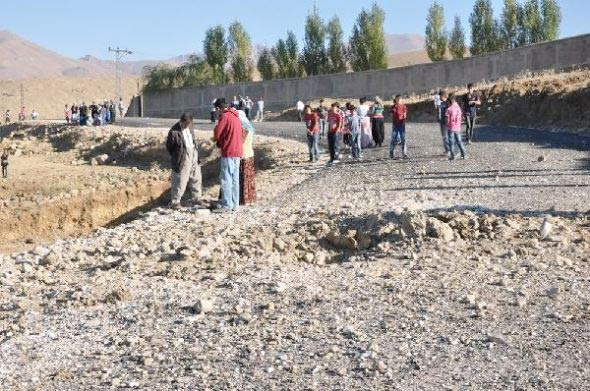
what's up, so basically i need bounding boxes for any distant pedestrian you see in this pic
[64,104,71,124]
[348,105,362,160]
[327,102,343,163]
[438,90,450,154]
[213,98,243,213]
[390,95,408,159]
[210,98,217,123]
[316,99,328,139]
[358,98,373,148]
[118,98,125,118]
[447,94,466,161]
[71,103,79,124]
[256,97,265,122]
[463,83,481,143]
[244,96,253,120]
[166,113,204,209]
[304,105,320,162]
[18,107,26,121]
[109,101,116,123]
[296,100,305,122]
[31,110,38,120]
[79,103,89,126]
[238,110,256,206]
[1,149,8,178]
[371,96,385,147]
[4,110,11,124]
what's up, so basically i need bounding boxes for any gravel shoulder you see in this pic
[0,120,589,390]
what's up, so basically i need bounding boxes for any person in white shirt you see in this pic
[256,97,265,122]
[296,100,305,122]
[245,96,253,120]
[166,113,204,209]
[31,110,39,120]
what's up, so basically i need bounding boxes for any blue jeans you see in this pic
[447,131,466,159]
[220,157,241,210]
[319,119,327,138]
[390,124,407,158]
[351,132,361,158]
[307,132,319,161]
[439,122,449,152]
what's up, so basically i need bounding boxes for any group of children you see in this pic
[4,108,38,124]
[303,84,480,164]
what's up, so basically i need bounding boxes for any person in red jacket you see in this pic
[390,95,408,159]
[327,103,343,163]
[213,98,243,212]
[304,105,320,162]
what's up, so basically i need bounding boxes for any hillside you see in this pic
[385,33,425,54]
[388,49,431,68]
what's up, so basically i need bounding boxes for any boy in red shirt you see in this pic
[304,105,320,162]
[327,103,343,163]
[390,95,408,159]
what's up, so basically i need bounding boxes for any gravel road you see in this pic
[1,120,589,390]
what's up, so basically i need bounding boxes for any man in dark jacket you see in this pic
[166,113,204,209]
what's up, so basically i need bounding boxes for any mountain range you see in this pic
[0,30,427,81]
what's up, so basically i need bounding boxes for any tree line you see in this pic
[425,0,562,61]
[143,2,388,92]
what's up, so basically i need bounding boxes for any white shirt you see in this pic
[182,128,194,151]
[257,100,264,110]
[296,101,304,111]
[358,104,370,118]
[433,94,441,108]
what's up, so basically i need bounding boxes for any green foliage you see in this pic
[142,56,214,93]
[425,2,448,62]
[257,48,276,80]
[449,16,467,59]
[302,6,328,76]
[326,16,347,73]
[541,0,561,41]
[501,0,520,49]
[525,0,544,43]
[204,25,229,84]
[272,31,303,79]
[228,21,253,83]
[469,0,501,55]
[348,2,388,71]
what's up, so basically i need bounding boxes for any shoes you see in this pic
[461,155,466,160]
[169,202,182,210]
[403,155,409,159]
[449,156,455,161]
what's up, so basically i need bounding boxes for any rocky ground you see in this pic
[0,120,589,390]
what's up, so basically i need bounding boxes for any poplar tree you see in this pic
[327,16,347,73]
[425,1,448,62]
[228,21,253,83]
[449,16,467,59]
[541,0,561,41]
[257,48,275,80]
[501,0,520,49]
[203,25,229,84]
[525,0,544,43]
[469,0,499,55]
[302,6,328,76]
[272,31,302,78]
[348,2,388,71]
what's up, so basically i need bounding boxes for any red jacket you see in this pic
[214,108,243,158]
[391,104,407,126]
[305,112,319,134]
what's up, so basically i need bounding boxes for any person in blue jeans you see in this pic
[446,94,467,160]
[347,105,362,159]
[390,95,408,159]
[213,98,244,212]
[304,106,320,162]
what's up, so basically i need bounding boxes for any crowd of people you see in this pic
[302,83,481,164]
[64,98,126,126]
[211,96,265,124]
[168,97,256,213]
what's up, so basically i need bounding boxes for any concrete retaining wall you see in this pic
[136,34,590,119]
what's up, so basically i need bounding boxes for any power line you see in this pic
[108,47,133,100]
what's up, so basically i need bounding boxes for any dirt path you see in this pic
[0,121,589,390]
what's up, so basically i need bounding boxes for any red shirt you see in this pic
[327,111,343,133]
[305,112,319,134]
[214,108,243,158]
[391,104,408,126]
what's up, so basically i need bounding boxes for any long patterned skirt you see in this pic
[240,157,257,205]
[360,117,374,148]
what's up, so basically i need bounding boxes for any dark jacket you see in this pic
[166,122,197,173]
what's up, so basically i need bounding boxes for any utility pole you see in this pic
[108,47,133,101]
[20,83,25,108]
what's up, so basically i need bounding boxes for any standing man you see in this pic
[463,83,481,144]
[213,98,243,213]
[166,113,204,210]
[390,95,408,159]
[244,96,253,120]
[316,99,328,139]
[118,97,125,118]
[296,100,305,122]
[256,97,265,122]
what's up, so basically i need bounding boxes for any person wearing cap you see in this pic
[166,113,205,209]
[213,98,243,212]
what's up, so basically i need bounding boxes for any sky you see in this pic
[1,0,588,61]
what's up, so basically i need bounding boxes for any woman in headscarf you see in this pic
[371,96,385,147]
[237,110,257,205]
[358,97,374,149]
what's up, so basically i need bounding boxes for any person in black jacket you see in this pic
[166,113,205,209]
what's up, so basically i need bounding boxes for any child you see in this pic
[327,103,343,163]
[446,94,466,160]
[390,95,408,159]
[64,104,71,124]
[438,90,449,154]
[348,105,362,160]
[1,149,8,178]
[304,105,320,162]
[4,110,11,124]
[341,102,352,151]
